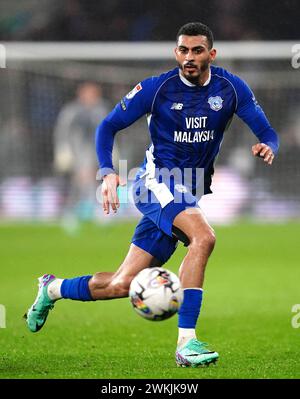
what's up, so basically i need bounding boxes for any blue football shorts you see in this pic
[131,174,200,264]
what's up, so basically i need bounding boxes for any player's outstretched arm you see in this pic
[232,75,279,165]
[252,143,275,165]
[101,173,121,214]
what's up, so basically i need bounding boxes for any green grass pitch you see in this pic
[0,221,300,379]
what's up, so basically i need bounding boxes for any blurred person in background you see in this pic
[53,82,110,222]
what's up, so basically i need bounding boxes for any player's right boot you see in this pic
[175,338,219,367]
[24,274,56,332]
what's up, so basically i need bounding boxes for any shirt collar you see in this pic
[179,67,211,87]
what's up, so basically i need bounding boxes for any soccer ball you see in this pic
[129,267,183,321]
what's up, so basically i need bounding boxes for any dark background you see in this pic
[0,0,299,42]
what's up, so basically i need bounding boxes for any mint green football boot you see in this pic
[24,274,56,332]
[175,338,219,367]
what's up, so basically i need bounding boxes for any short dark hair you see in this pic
[176,22,214,49]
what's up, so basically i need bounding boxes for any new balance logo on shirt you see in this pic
[171,103,183,110]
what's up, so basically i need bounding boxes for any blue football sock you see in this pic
[61,275,93,301]
[178,288,203,328]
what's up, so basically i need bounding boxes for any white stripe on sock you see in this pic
[47,279,64,300]
[177,328,197,348]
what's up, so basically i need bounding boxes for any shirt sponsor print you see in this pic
[126,83,143,99]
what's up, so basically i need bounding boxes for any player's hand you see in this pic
[252,143,275,165]
[101,173,121,214]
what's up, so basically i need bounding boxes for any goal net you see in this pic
[0,41,299,223]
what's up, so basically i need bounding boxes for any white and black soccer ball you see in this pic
[129,267,183,321]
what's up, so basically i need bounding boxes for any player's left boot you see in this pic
[24,274,56,332]
[175,338,219,367]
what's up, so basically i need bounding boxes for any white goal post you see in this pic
[3,41,296,60]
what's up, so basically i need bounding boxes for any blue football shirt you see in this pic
[96,65,279,195]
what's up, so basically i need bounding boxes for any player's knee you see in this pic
[190,228,216,253]
[202,228,216,251]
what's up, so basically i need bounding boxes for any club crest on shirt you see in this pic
[208,96,223,111]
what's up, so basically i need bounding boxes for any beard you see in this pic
[178,59,210,85]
